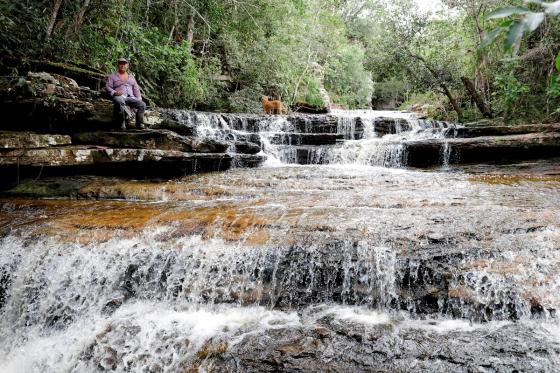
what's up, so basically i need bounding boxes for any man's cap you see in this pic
[117,58,128,64]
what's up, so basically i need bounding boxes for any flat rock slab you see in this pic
[0,146,236,167]
[0,132,71,149]
[269,133,344,146]
[71,129,230,153]
[405,133,560,167]
[0,146,265,182]
[451,123,560,138]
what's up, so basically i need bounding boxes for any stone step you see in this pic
[0,146,265,183]
[449,123,560,138]
[269,133,344,146]
[0,132,71,149]
[71,129,230,153]
[275,145,338,165]
[404,133,560,167]
[223,115,339,134]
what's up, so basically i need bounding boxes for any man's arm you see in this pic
[131,76,142,101]
[105,74,116,96]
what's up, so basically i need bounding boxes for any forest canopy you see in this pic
[0,0,559,123]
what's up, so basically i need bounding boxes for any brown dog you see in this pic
[261,96,284,115]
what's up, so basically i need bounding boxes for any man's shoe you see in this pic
[137,123,145,129]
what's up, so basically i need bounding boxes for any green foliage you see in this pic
[0,0,376,111]
[299,77,325,107]
[372,79,409,109]
[547,74,560,114]
[0,0,557,123]
[492,64,530,118]
[324,44,373,108]
[483,1,559,53]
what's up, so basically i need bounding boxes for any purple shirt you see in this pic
[106,72,142,100]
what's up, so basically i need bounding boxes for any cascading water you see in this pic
[326,110,455,168]
[1,109,559,371]
[158,109,458,168]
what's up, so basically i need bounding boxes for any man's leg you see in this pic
[112,95,128,130]
[125,97,147,129]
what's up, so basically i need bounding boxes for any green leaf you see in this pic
[499,20,514,27]
[480,27,504,49]
[486,7,530,20]
[523,12,545,33]
[556,51,560,72]
[551,74,559,89]
[504,21,524,53]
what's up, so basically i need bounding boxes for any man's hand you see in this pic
[114,90,123,96]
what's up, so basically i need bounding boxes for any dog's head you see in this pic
[261,96,269,103]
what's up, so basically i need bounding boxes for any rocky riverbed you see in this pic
[1,160,559,371]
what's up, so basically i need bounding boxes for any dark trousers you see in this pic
[112,95,146,125]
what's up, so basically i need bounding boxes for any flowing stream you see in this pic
[1,110,559,372]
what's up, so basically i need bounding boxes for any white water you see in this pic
[164,109,458,168]
[326,110,454,167]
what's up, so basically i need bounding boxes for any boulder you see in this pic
[145,111,196,136]
[372,118,412,137]
[232,141,261,155]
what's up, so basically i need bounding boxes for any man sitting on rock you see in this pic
[106,58,146,130]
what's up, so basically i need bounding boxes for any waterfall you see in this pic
[160,109,458,169]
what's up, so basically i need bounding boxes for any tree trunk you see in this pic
[291,50,313,105]
[461,76,493,118]
[440,83,463,122]
[187,14,195,47]
[67,0,91,35]
[46,0,64,40]
[407,53,464,122]
[168,0,178,43]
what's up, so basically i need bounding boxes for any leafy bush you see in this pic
[324,44,373,109]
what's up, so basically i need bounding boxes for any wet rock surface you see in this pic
[0,132,71,149]
[2,72,560,176]
[452,123,560,138]
[203,315,559,372]
[0,161,559,371]
[405,132,560,167]
[269,133,343,146]
[71,129,230,153]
